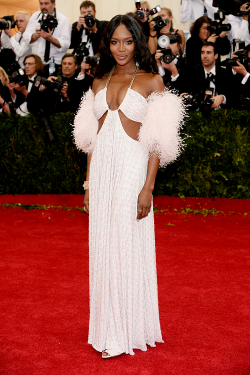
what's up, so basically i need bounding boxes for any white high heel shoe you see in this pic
[102,349,124,359]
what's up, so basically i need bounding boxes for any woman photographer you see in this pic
[148,7,185,55]
[0,67,11,113]
[73,14,185,358]
[186,15,230,67]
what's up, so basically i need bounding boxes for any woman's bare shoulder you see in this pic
[139,72,164,94]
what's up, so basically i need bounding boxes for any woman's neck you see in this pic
[114,59,136,75]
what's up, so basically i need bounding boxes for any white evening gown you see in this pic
[73,67,185,356]
[88,70,163,355]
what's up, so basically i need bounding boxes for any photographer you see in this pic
[3,11,32,69]
[149,7,185,54]
[71,1,108,56]
[231,44,250,109]
[22,0,71,77]
[180,42,232,111]
[0,67,12,113]
[155,34,186,91]
[186,15,231,66]
[180,0,218,24]
[135,1,151,38]
[227,2,250,51]
[44,53,93,114]
[9,54,44,116]
[0,19,16,71]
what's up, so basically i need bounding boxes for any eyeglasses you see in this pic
[24,62,35,66]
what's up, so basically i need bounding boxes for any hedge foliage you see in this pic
[0,110,249,198]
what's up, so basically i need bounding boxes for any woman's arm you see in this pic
[137,154,160,220]
[83,153,92,213]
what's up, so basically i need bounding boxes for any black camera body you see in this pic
[182,93,200,110]
[222,50,250,67]
[39,13,58,32]
[35,76,64,94]
[153,16,169,32]
[75,42,89,65]
[84,13,96,28]
[0,15,17,30]
[135,1,144,20]
[85,56,99,75]
[207,10,231,35]
[213,0,250,15]
[200,88,214,117]
[9,66,27,86]
[157,34,181,64]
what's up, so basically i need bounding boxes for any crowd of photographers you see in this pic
[0,0,250,141]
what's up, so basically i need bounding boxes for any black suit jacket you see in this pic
[180,63,233,108]
[13,76,44,115]
[70,19,108,55]
[231,71,250,109]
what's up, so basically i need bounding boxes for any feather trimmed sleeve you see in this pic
[139,90,186,167]
[73,89,98,154]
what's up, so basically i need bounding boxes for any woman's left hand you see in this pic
[137,188,152,220]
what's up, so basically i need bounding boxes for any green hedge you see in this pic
[0,110,250,198]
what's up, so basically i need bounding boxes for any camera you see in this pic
[213,0,250,15]
[38,12,58,32]
[0,15,17,30]
[35,75,64,94]
[158,34,181,64]
[84,13,96,28]
[85,56,99,75]
[75,42,89,65]
[9,63,27,86]
[182,93,200,110]
[200,88,214,117]
[221,41,250,67]
[153,16,169,32]
[135,1,144,20]
[207,10,231,35]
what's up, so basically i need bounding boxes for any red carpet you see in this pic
[0,196,249,375]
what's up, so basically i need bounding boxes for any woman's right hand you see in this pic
[83,190,89,213]
[207,33,219,43]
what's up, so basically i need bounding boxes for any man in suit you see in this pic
[46,53,93,114]
[8,53,44,116]
[180,42,232,110]
[231,44,250,110]
[70,1,108,56]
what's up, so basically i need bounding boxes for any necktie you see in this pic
[44,40,50,63]
[206,72,215,86]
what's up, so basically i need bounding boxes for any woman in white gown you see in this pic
[73,15,185,359]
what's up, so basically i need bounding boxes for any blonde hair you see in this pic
[16,11,30,21]
[161,7,174,28]
[0,67,9,86]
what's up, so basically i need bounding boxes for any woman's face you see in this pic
[110,24,135,66]
[159,9,172,22]
[198,23,210,41]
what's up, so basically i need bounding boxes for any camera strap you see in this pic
[44,9,57,63]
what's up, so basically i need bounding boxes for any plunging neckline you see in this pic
[95,65,147,112]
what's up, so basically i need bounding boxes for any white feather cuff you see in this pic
[73,89,98,154]
[139,90,186,167]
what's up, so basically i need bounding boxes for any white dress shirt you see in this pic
[15,74,36,116]
[10,32,32,68]
[227,15,250,53]
[22,10,71,65]
[204,65,226,104]
[180,0,218,25]
[81,29,94,57]
[0,31,12,49]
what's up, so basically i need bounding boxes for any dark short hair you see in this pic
[24,54,44,72]
[190,16,212,38]
[95,14,157,78]
[80,1,95,11]
[62,53,78,65]
[201,41,219,55]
